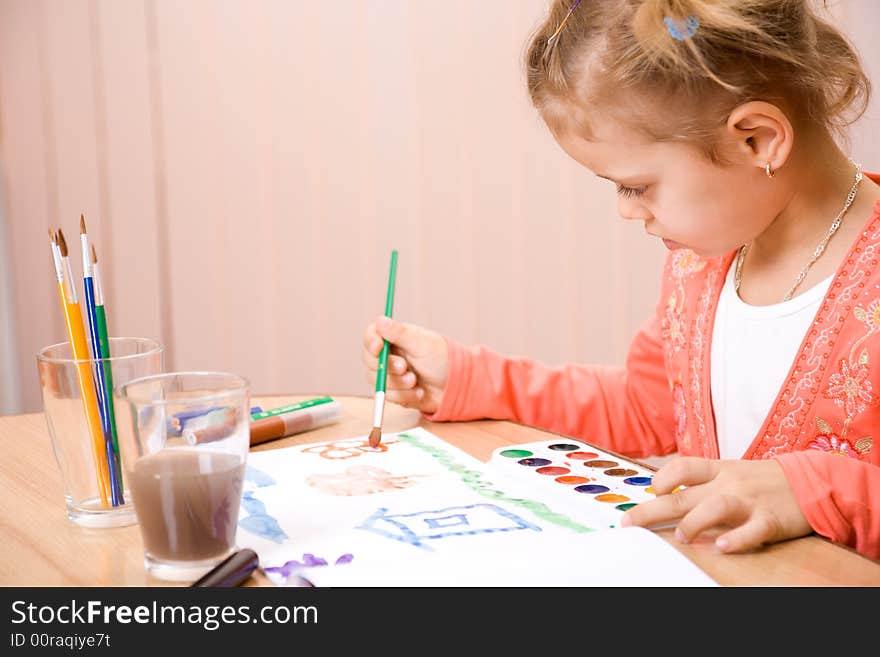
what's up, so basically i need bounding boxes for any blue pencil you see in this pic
[80,215,123,507]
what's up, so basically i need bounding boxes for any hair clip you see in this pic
[664,15,700,41]
[546,0,582,49]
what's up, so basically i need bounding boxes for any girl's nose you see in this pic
[617,197,652,222]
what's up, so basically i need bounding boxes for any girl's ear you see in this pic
[725,101,794,174]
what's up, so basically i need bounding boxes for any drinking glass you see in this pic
[114,371,250,582]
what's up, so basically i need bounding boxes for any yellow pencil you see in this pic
[52,229,110,507]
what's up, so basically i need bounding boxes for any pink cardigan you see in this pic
[427,177,880,560]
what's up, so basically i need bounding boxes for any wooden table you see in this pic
[2,394,879,586]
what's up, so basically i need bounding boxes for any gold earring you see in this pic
[765,162,775,178]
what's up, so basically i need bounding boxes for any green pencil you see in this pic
[369,249,398,447]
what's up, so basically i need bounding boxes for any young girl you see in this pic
[362,0,880,560]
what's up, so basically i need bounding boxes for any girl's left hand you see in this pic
[620,457,813,553]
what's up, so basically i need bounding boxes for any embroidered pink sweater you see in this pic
[427,177,880,561]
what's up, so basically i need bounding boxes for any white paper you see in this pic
[294,527,716,587]
[235,427,716,587]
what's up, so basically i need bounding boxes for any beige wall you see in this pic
[1,0,878,414]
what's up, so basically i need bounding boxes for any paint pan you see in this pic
[492,439,658,527]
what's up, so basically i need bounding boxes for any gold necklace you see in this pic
[735,159,863,302]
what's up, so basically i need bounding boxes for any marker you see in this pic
[181,406,239,445]
[250,397,333,421]
[249,400,342,446]
[171,406,262,436]
[191,549,259,587]
[185,401,342,446]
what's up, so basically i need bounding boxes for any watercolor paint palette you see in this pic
[488,439,656,528]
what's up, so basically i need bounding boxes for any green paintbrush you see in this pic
[369,249,398,447]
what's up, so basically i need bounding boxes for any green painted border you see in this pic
[398,432,594,533]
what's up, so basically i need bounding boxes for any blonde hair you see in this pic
[525,0,871,161]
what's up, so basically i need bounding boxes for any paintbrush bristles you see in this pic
[56,229,68,257]
[80,213,86,234]
[91,244,98,264]
[48,229,55,244]
[368,426,382,448]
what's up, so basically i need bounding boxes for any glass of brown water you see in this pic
[114,371,250,582]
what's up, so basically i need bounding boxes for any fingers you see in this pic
[651,457,721,495]
[385,387,425,408]
[362,349,411,377]
[363,323,385,357]
[622,458,721,528]
[386,372,418,388]
[627,489,778,554]
[363,367,417,389]
[363,349,418,391]
[386,348,410,373]
[625,459,806,553]
[363,321,412,376]
[673,494,749,544]
[621,483,708,529]
[715,514,783,553]
[387,354,411,376]
[373,315,424,354]
[363,322,377,348]
[364,323,404,357]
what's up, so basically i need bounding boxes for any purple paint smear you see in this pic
[264,553,354,581]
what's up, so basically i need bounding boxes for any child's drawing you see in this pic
[301,437,399,460]
[245,465,277,489]
[263,553,354,585]
[238,490,288,543]
[238,464,288,543]
[306,465,428,496]
[357,504,541,550]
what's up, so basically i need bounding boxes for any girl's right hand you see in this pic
[362,315,449,414]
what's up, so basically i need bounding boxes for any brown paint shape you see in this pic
[583,459,618,468]
[306,466,424,496]
[604,468,638,477]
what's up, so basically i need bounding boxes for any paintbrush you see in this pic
[78,217,123,505]
[368,249,398,448]
[55,227,112,505]
[90,242,125,499]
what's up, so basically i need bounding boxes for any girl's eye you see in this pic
[616,184,647,199]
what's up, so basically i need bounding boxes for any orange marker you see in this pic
[248,401,342,446]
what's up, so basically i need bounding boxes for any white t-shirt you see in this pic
[710,262,833,459]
